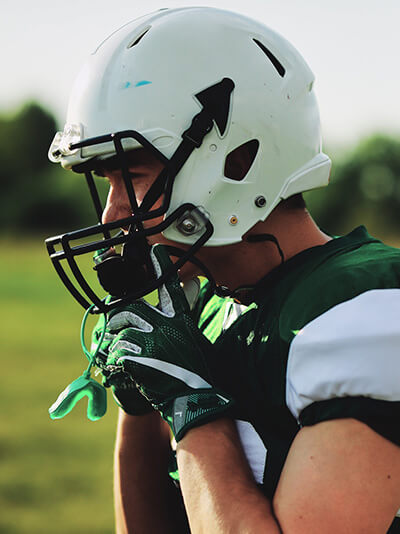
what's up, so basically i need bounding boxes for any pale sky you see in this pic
[2,0,399,147]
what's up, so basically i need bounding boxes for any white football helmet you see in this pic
[47,7,331,311]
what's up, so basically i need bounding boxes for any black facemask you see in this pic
[46,78,235,313]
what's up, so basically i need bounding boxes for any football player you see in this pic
[47,7,400,533]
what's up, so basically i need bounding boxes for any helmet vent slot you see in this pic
[224,139,259,181]
[127,27,151,49]
[253,39,285,77]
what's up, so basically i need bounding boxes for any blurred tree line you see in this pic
[1,102,400,240]
[305,134,400,241]
[0,102,99,235]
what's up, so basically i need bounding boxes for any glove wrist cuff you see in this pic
[164,389,234,441]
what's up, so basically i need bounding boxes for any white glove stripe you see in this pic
[117,355,212,389]
[113,340,142,355]
[150,248,175,318]
[108,311,154,332]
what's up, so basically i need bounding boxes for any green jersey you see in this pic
[196,226,400,532]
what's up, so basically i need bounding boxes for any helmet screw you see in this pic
[255,195,266,208]
[178,217,197,235]
[229,216,238,225]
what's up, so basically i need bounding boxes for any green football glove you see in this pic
[104,245,234,441]
[91,314,154,416]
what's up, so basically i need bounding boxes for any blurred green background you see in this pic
[0,103,119,533]
[1,100,400,534]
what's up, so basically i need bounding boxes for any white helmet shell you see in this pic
[49,7,331,246]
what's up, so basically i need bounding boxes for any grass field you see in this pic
[0,238,119,534]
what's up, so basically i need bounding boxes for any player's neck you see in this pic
[198,208,331,292]
[261,207,332,263]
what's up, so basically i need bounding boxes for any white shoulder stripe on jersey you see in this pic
[286,289,400,421]
[117,355,212,389]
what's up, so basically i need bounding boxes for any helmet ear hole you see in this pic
[224,139,259,181]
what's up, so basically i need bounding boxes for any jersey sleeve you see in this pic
[286,288,400,445]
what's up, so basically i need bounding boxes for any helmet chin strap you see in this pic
[164,245,218,289]
[165,232,285,303]
[221,233,284,303]
[244,233,285,263]
[163,245,233,299]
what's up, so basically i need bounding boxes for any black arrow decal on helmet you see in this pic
[194,78,235,137]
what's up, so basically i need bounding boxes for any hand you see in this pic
[104,245,234,441]
[91,314,154,416]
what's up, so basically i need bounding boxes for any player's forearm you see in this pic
[114,409,186,534]
[177,418,282,534]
